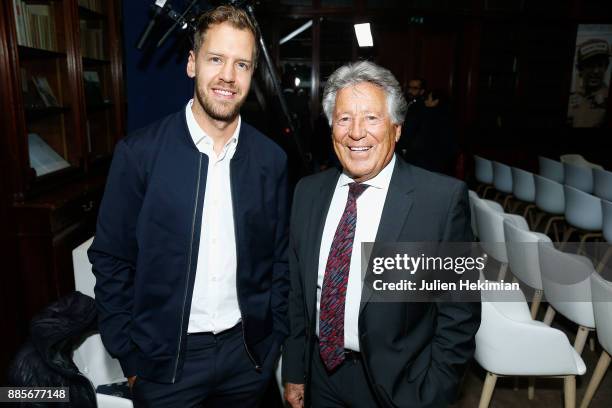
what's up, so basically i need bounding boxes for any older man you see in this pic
[282,61,480,408]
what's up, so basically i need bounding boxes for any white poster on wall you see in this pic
[567,24,612,128]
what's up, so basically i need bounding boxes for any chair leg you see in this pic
[502,194,513,210]
[560,226,576,248]
[590,337,596,352]
[577,233,602,256]
[543,305,556,326]
[482,185,493,199]
[544,216,564,237]
[574,326,590,355]
[479,372,498,408]
[528,377,535,400]
[497,263,508,281]
[596,247,612,272]
[530,290,543,320]
[522,204,535,220]
[564,376,576,408]
[532,212,547,231]
[579,351,611,408]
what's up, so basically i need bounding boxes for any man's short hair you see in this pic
[322,60,408,126]
[193,5,259,66]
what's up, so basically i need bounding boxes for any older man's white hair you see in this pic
[322,60,408,126]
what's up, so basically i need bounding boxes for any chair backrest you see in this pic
[538,156,564,184]
[474,155,493,184]
[468,190,480,237]
[71,237,126,388]
[591,273,612,354]
[594,168,612,202]
[511,167,535,203]
[602,199,612,243]
[538,243,595,328]
[534,174,565,215]
[564,162,594,193]
[564,185,602,232]
[492,161,513,194]
[475,284,586,376]
[503,219,549,290]
[560,154,603,170]
[474,199,509,263]
[73,237,96,297]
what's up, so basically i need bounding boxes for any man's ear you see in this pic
[395,124,402,142]
[187,50,196,78]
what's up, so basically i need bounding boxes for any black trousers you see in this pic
[131,325,279,408]
[310,341,380,408]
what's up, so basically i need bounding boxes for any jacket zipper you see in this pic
[229,164,261,370]
[172,153,203,382]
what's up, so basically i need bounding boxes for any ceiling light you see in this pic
[354,23,373,47]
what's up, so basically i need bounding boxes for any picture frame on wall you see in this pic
[567,24,612,128]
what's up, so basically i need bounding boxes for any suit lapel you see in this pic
[305,170,340,320]
[360,159,415,314]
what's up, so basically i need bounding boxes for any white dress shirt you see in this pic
[316,155,396,351]
[185,99,242,334]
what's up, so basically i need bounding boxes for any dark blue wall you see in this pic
[122,1,194,132]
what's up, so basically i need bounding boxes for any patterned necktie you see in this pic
[319,182,369,372]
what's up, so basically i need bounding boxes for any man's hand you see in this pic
[127,376,137,389]
[284,382,305,408]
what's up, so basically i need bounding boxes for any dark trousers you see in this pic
[310,341,379,408]
[131,325,279,408]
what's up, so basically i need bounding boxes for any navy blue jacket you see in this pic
[88,110,290,383]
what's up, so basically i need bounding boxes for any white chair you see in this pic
[560,154,603,170]
[503,218,551,318]
[579,273,612,408]
[593,168,612,202]
[534,175,566,239]
[474,155,494,198]
[538,243,596,355]
[492,161,513,209]
[71,237,133,408]
[564,162,594,194]
[597,200,612,272]
[475,286,585,408]
[469,190,480,238]
[511,167,536,223]
[539,156,564,184]
[562,185,603,248]
[473,198,527,281]
[469,191,505,238]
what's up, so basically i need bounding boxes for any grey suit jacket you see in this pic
[283,156,480,407]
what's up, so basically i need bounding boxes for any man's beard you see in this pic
[196,82,245,122]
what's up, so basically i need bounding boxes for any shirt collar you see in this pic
[338,154,396,190]
[185,99,240,151]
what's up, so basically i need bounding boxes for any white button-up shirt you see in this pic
[185,99,242,334]
[316,155,395,351]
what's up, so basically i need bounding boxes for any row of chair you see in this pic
[475,154,612,248]
[469,193,612,408]
[540,156,612,201]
